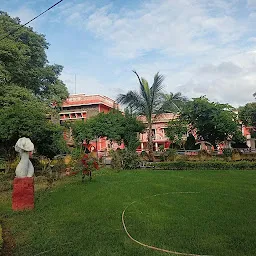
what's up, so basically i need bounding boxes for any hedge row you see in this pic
[153,161,256,170]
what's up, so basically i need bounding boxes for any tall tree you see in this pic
[122,109,145,151]
[184,133,197,150]
[166,119,188,149]
[0,12,69,161]
[239,103,256,127]
[160,92,188,113]
[0,12,68,104]
[117,71,165,161]
[181,97,239,148]
[0,85,68,161]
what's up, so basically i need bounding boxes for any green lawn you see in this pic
[1,169,256,256]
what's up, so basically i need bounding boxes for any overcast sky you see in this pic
[2,0,256,106]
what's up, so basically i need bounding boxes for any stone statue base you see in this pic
[12,177,34,211]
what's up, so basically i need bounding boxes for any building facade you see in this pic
[60,95,178,154]
[136,113,177,152]
[242,125,256,149]
[60,94,123,152]
[60,94,251,154]
[60,94,119,123]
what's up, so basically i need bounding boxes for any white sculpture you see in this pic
[15,137,34,178]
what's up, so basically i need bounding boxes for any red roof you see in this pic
[62,94,119,108]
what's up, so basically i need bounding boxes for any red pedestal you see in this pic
[12,177,34,211]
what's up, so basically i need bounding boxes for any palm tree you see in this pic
[160,92,188,113]
[117,71,165,161]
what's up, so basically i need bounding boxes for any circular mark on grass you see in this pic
[122,192,212,256]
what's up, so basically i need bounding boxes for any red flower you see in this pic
[93,161,99,170]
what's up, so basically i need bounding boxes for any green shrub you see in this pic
[198,150,212,160]
[140,151,149,161]
[241,153,256,161]
[184,134,196,150]
[223,148,232,158]
[153,161,256,170]
[0,172,14,182]
[122,150,140,170]
[164,148,177,161]
[71,147,83,160]
[0,158,5,171]
[0,180,12,192]
[111,150,140,170]
[159,149,173,162]
[110,150,123,170]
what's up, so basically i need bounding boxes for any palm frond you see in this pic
[132,71,151,108]
[140,78,151,107]
[116,91,146,113]
[159,92,188,113]
[150,72,165,111]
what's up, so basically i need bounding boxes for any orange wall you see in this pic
[99,104,111,113]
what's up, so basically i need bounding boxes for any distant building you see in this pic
[60,94,123,153]
[60,94,119,123]
[242,125,256,149]
[60,94,250,154]
[136,113,177,152]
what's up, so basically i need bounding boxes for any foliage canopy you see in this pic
[181,97,239,147]
[0,12,69,161]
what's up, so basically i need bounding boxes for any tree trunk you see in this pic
[147,122,155,162]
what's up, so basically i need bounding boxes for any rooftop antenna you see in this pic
[75,74,76,94]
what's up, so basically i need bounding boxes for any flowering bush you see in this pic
[81,153,99,182]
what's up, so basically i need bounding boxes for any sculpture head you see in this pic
[15,137,35,178]
[15,137,34,153]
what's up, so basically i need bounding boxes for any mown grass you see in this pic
[1,169,256,256]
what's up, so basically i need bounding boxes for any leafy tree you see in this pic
[117,71,165,161]
[160,92,188,113]
[34,122,69,159]
[122,109,145,151]
[231,129,247,148]
[239,103,256,127]
[0,12,68,103]
[181,97,239,148]
[0,12,69,162]
[184,133,197,150]
[166,119,188,149]
[71,120,95,145]
[72,110,144,151]
[0,85,68,160]
[98,111,125,144]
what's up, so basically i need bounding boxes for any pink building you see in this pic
[136,113,177,152]
[60,94,119,122]
[60,94,124,153]
[242,125,256,149]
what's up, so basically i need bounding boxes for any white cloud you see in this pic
[9,6,36,24]
[176,52,256,106]
[13,0,255,106]
[8,6,48,31]
[61,0,246,60]
[52,2,96,25]
[248,0,256,8]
